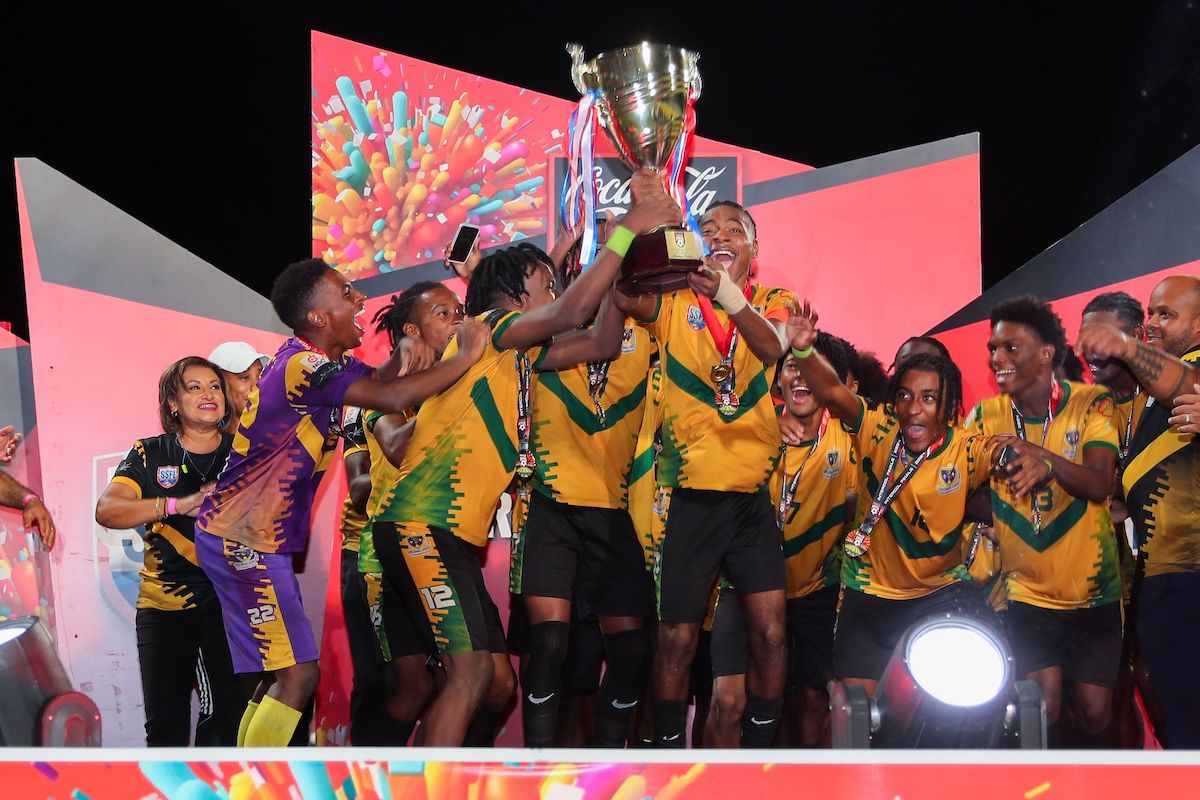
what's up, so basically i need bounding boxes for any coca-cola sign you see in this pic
[553,156,739,231]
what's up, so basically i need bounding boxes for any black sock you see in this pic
[522,620,570,747]
[652,699,688,748]
[740,693,783,748]
[591,629,649,748]
[463,707,500,747]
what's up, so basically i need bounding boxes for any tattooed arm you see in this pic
[1078,323,1200,405]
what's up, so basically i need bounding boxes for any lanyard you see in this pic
[587,359,611,424]
[777,410,829,530]
[514,352,536,481]
[844,431,944,558]
[1119,387,1139,461]
[1009,379,1062,534]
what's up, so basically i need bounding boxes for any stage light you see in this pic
[0,616,101,745]
[830,611,1046,749]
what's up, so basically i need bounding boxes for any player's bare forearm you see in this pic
[732,307,787,363]
[792,349,861,424]
[1125,339,1200,405]
[538,291,626,370]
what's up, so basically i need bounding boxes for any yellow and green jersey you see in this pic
[338,406,369,553]
[644,285,795,493]
[530,323,652,509]
[370,310,546,547]
[629,360,665,570]
[357,406,413,573]
[1123,347,1200,578]
[964,380,1122,609]
[770,417,859,599]
[842,398,994,600]
[962,523,1007,611]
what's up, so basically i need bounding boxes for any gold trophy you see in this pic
[568,42,705,294]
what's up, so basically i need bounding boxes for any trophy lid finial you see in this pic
[566,43,588,95]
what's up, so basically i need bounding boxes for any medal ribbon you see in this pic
[559,90,600,270]
[587,359,611,424]
[515,351,535,481]
[777,410,830,529]
[696,281,754,360]
[845,430,945,555]
[1009,379,1063,534]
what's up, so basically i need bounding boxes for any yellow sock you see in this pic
[236,700,259,747]
[243,695,302,747]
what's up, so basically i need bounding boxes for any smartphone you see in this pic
[996,444,1022,475]
[447,224,480,264]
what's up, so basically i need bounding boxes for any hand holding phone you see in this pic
[446,224,480,265]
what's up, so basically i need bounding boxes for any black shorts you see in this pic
[833,581,998,681]
[373,521,507,656]
[657,488,786,623]
[786,585,838,692]
[709,589,747,678]
[512,490,652,618]
[369,568,432,661]
[1006,601,1122,688]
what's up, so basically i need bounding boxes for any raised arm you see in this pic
[1078,322,1200,405]
[784,300,862,424]
[496,169,681,351]
[536,289,627,371]
[343,316,488,413]
[687,262,788,362]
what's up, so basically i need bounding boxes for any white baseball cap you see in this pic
[208,341,271,373]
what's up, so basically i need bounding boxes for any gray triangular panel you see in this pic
[17,158,288,334]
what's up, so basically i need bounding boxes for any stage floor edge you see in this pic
[3,747,1200,800]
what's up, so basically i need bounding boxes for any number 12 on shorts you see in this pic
[420,584,456,610]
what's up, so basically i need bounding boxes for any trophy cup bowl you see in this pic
[568,42,706,294]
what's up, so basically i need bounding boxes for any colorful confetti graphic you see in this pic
[312,37,563,279]
[9,755,1200,800]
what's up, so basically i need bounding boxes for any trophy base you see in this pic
[617,225,705,295]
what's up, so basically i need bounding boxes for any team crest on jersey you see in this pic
[621,327,637,354]
[936,464,962,494]
[156,466,180,488]
[1063,429,1081,459]
[230,545,261,571]
[686,305,706,331]
[822,449,844,479]
[405,535,431,557]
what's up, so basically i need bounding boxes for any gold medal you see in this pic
[710,364,731,384]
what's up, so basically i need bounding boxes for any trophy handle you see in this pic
[567,42,589,95]
[688,51,703,101]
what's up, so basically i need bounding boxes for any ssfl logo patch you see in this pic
[686,305,706,331]
[156,466,180,488]
[822,450,844,479]
[1064,429,1081,459]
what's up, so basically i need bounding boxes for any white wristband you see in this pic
[713,270,747,314]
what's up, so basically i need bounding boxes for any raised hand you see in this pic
[455,316,490,362]
[786,299,819,351]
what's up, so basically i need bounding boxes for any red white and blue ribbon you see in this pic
[664,94,708,253]
[560,90,600,269]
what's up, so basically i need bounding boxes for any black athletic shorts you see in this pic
[657,488,786,623]
[373,521,507,656]
[709,588,748,678]
[834,581,999,681]
[786,585,839,692]
[1005,601,1122,688]
[512,490,652,618]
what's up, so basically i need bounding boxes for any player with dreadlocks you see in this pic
[787,300,1002,695]
[966,295,1122,747]
[333,280,469,744]
[367,169,679,746]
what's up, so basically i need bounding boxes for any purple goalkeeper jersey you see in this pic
[197,336,373,553]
